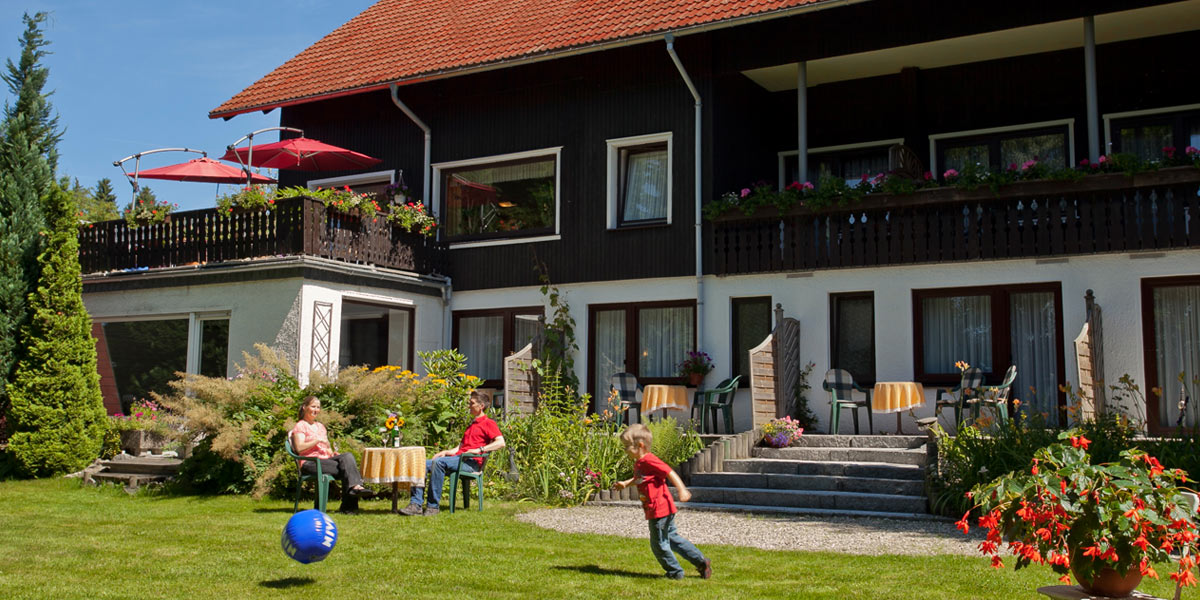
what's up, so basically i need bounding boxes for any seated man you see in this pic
[401,390,505,516]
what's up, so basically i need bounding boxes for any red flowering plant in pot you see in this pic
[958,431,1199,597]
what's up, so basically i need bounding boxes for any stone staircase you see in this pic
[83,455,182,491]
[594,433,939,520]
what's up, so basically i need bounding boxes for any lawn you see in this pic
[0,479,1184,600]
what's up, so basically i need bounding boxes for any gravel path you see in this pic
[517,505,985,556]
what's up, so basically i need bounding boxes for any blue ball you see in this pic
[281,509,338,564]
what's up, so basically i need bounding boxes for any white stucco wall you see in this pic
[84,276,304,378]
[450,248,1200,434]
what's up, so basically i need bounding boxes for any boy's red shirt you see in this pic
[634,452,677,520]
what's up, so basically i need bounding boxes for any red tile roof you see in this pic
[210,0,844,119]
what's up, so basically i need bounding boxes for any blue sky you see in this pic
[1,1,375,211]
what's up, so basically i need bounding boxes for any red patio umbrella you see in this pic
[221,136,382,171]
[133,157,275,184]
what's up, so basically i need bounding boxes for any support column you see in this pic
[1084,16,1100,162]
[796,62,809,184]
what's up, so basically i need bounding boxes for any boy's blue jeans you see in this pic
[408,456,477,507]
[648,513,707,578]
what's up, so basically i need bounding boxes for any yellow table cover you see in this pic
[360,446,426,485]
[641,384,689,413]
[871,382,926,414]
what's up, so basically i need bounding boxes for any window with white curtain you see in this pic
[453,307,544,385]
[607,133,671,228]
[1106,105,1200,163]
[588,301,695,400]
[1145,278,1200,432]
[914,284,1063,423]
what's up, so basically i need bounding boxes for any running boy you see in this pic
[614,423,712,580]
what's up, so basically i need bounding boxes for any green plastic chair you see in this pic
[823,369,873,434]
[447,452,489,513]
[285,434,334,513]
[691,376,740,434]
[935,367,985,428]
[969,365,1018,426]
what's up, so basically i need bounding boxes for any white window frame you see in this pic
[929,119,1075,175]
[307,169,396,190]
[432,147,563,249]
[606,132,673,229]
[1102,102,1200,155]
[777,138,903,189]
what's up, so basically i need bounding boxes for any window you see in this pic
[588,300,696,400]
[779,139,900,188]
[607,133,671,227]
[930,120,1074,176]
[96,312,230,413]
[1141,276,1200,433]
[831,293,875,385]
[338,300,414,371]
[732,297,773,388]
[434,148,561,243]
[913,284,1063,425]
[453,307,543,385]
[1105,104,1200,162]
[308,169,396,204]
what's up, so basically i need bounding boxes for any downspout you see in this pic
[1083,16,1100,162]
[664,34,704,358]
[796,62,809,184]
[389,84,433,210]
[389,83,452,354]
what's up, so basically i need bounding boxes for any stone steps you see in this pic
[790,434,927,449]
[754,446,928,467]
[722,457,924,480]
[686,486,927,513]
[85,456,182,491]
[691,472,924,496]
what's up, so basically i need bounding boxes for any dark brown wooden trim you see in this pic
[1140,274,1200,436]
[451,305,544,388]
[731,296,772,388]
[829,291,875,386]
[585,299,698,404]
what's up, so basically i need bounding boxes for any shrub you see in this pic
[5,185,107,477]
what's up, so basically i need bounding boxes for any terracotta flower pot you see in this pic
[687,372,705,387]
[1070,562,1143,598]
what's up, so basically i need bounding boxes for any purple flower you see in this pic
[740,188,751,198]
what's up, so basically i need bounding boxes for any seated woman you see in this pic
[291,395,372,513]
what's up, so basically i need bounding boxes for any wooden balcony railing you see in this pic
[78,196,447,276]
[708,167,1200,276]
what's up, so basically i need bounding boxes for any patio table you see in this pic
[361,446,426,512]
[872,381,926,435]
[641,384,689,418]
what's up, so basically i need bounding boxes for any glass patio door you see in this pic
[1010,292,1058,425]
[594,309,626,411]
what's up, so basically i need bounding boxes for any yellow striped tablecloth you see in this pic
[871,382,926,414]
[641,384,689,413]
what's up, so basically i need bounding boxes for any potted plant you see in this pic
[110,399,173,456]
[958,431,1199,597]
[761,416,804,448]
[677,351,713,387]
[123,190,177,228]
[216,184,276,216]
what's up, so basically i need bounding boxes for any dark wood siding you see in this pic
[277,0,1193,290]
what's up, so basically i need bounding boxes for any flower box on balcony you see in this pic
[710,166,1200,223]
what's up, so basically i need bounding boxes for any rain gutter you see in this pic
[664,34,705,357]
[389,84,432,206]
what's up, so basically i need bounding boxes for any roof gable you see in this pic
[210,0,842,118]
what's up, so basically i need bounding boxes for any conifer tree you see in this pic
[6,184,106,476]
[93,178,116,205]
[0,13,59,419]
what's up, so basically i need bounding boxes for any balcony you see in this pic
[708,167,1200,276]
[78,196,447,276]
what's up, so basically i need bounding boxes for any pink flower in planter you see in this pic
[923,171,933,181]
[1186,146,1199,156]
[740,188,751,198]
[1079,159,1090,167]
[1098,154,1109,164]
[1163,146,1176,158]
[801,181,814,190]
[943,169,959,179]
[1021,160,1037,171]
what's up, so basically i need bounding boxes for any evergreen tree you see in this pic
[0,13,59,420]
[6,184,106,476]
[93,178,116,205]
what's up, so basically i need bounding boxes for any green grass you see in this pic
[0,479,1184,599]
